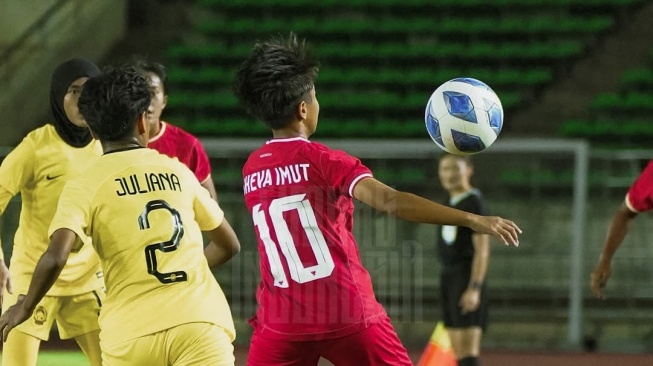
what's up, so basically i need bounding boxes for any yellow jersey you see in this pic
[49,147,235,345]
[0,124,103,296]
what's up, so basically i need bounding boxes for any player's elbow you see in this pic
[379,202,398,216]
[217,235,241,263]
[377,191,413,218]
[222,226,241,258]
[227,239,241,258]
[369,192,402,216]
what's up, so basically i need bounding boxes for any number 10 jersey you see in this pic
[243,137,386,341]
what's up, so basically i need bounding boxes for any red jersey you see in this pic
[243,137,386,341]
[626,160,653,212]
[148,121,211,183]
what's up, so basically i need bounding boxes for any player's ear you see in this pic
[296,101,307,121]
[466,160,474,176]
[137,112,148,135]
[162,94,168,110]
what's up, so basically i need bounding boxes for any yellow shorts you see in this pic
[101,322,235,366]
[1,289,104,341]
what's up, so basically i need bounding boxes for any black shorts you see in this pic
[440,263,488,331]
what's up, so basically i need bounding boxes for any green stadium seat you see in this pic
[170,0,638,137]
[590,93,621,110]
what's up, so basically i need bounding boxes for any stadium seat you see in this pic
[160,0,641,137]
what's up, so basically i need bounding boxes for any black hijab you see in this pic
[50,58,101,147]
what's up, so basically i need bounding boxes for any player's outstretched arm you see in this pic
[204,218,240,268]
[352,177,521,246]
[0,228,75,341]
[590,202,637,299]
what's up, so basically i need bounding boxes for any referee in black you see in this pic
[437,154,490,366]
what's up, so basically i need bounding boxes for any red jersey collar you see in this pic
[148,121,167,143]
[266,136,310,144]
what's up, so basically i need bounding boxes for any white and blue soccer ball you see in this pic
[425,78,503,155]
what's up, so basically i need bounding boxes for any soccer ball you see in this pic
[425,78,503,155]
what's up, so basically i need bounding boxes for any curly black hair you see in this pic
[234,33,320,130]
[79,66,151,141]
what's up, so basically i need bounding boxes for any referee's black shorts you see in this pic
[440,263,488,331]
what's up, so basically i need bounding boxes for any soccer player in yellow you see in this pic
[0,58,104,366]
[0,66,241,365]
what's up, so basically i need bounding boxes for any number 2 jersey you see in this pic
[48,147,235,346]
[243,137,386,341]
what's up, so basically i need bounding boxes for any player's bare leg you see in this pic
[75,329,102,366]
[448,326,482,364]
[1,329,41,366]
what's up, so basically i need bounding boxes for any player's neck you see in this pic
[272,125,311,139]
[149,120,163,138]
[101,137,145,154]
[448,185,473,198]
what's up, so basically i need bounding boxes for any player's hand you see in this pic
[0,261,13,307]
[590,261,612,299]
[459,288,480,314]
[470,215,521,246]
[0,295,31,342]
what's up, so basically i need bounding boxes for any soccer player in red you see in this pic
[591,161,652,298]
[133,60,218,199]
[234,33,522,366]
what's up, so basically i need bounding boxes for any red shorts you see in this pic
[247,315,412,366]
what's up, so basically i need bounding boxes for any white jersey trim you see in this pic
[449,188,480,206]
[148,121,167,143]
[266,137,310,144]
[625,193,640,213]
[348,173,373,198]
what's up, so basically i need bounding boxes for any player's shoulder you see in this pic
[8,125,62,159]
[309,142,364,170]
[304,140,332,154]
[464,189,485,204]
[145,147,189,170]
[22,124,56,144]
[148,148,199,180]
[467,189,488,213]
[455,189,484,206]
[62,164,99,198]
[89,148,193,186]
[306,140,354,159]
[161,121,201,144]
[468,188,484,199]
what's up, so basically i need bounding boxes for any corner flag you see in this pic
[417,322,458,366]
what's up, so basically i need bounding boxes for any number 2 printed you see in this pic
[138,199,187,284]
[252,194,335,288]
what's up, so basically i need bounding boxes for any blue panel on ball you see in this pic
[443,91,477,124]
[451,129,486,153]
[483,98,503,136]
[425,111,444,147]
[450,77,491,90]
